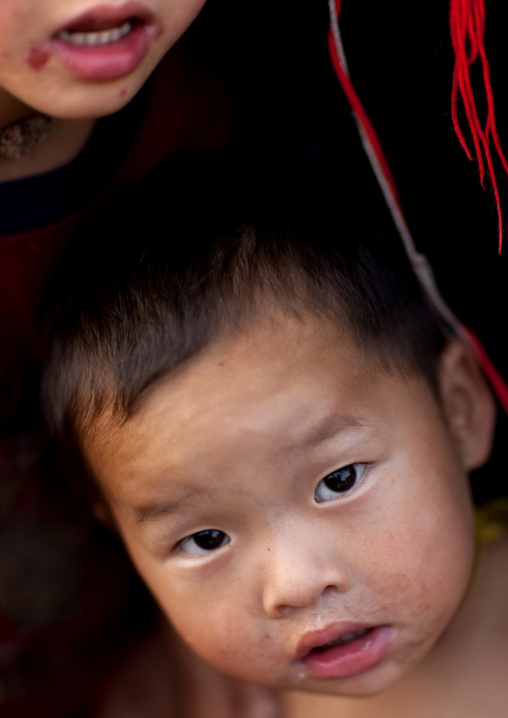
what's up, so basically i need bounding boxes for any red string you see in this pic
[327,28,402,211]
[450,0,508,252]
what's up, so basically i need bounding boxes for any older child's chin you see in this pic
[13,50,161,119]
[33,76,147,119]
[61,86,141,119]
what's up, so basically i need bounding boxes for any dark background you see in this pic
[188,0,508,502]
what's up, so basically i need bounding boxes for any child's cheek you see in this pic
[364,507,474,634]
[161,580,283,680]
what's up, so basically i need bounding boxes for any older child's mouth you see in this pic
[57,21,134,47]
[298,625,392,680]
[41,4,162,81]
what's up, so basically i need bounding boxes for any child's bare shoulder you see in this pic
[94,624,179,718]
[442,533,508,716]
[471,532,508,653]
[95,619,282,718]
[480,531,508,608]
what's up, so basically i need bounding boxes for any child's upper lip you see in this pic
[295,621,375,661]
[57,2,155,34]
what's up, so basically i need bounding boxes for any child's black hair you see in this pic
[42,162,453,445]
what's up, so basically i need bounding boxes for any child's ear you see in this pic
[438,338,496,470]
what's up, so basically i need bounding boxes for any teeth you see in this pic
[59,21,131,46]
[341,631,362,642]
[314,628,369,652]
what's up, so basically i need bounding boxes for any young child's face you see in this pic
[0,0,206,119]
[85,317,486,698]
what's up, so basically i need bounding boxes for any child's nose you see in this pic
[261,532,350,619]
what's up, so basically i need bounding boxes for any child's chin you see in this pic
[296,661,405,699]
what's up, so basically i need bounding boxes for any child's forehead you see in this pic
[84,315,426,493]
[132,315,366,409]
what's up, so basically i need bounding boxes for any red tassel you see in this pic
[450,0,508,252]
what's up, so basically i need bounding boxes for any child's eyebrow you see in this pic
[134,492,211,525]
[298,414,371,447]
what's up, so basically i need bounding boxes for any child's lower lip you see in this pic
[49,22,160,81]
[299,626,392,680]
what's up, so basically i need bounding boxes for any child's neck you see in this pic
[0,88,96,183]
[283,535,508,718]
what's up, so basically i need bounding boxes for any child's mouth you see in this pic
[310,627,370,652]
[297,624,392,680]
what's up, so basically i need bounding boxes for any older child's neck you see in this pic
[0,88,36,128]
[0,107,96,183]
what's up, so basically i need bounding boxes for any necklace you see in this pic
[0,113,55,159]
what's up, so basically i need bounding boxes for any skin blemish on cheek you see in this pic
[28,45,51,70]
[119,88,127,98]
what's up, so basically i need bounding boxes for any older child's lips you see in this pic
[297,624,393,680]
[58,2,154,32]
[46,3,161,82]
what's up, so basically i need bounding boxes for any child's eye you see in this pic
[314,464,366,502]
[180,529,230,555]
